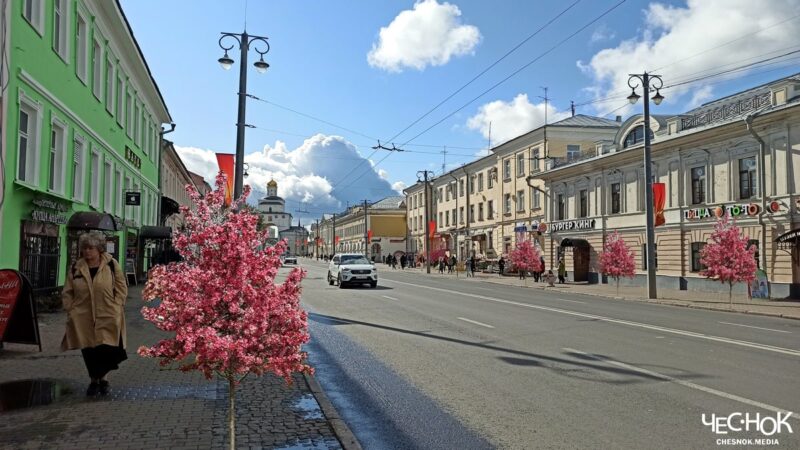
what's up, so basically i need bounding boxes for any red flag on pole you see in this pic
[335,236,340,245]
[653,182,666,227]
[367,230,373,240]
[428,221,436,238]
[215,153,235,206]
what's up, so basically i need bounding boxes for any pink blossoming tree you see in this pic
[509,240,543,286]
[139,173,311,450]
[700,214,758,308]
[598,232,636,296]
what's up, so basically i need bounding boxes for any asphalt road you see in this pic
[295,259,800,449]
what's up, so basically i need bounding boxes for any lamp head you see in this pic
[651,89,664,106]
[254,56,269,74]
[218,51,234,70]
[627,88,641,105]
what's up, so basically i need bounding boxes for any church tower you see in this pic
[267,179,278,197]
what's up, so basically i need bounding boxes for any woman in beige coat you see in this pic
[62,231,128,396]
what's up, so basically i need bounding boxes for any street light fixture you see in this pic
[627,72,664,300]
[217,31,271,201]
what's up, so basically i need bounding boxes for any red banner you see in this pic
[428,221,436,238]
[653,182,666,227]
[215,153,235,206]
[367,230,373,240]
[335,236,340,245]
[0,270,22,339]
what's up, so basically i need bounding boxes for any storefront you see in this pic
[19,198,69,295]
[776,227,800,298]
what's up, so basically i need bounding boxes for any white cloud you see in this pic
[367,0,481,72]
[392,181,408,193]
[582,0,800,109]
[590,24,615,44]
[466,94,571,145]
[175,134,400,224]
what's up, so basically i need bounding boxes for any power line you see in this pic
[662,49,800,90]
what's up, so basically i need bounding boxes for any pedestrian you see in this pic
[449,255,456,274]
[533,267,540,283]
[465,258,472,277]
[498,257,505,276]
[400,254,407,270]
[518,265,526,280]
[469,256,476,277]
[438,256,445,274]
[558,258,566,284]
[61,231,128,397]
[544,269,556,287]
[539,256,546,283]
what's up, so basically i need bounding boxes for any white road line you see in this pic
[718,321,792,334]
[563,348,797,421]
[382,278,800,357]
[382,295,399,301]
[457,317,495,329]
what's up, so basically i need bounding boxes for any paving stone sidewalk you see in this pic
[394,264,800,320]
[0,285,357,450]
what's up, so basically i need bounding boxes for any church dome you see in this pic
[267,179,278,188]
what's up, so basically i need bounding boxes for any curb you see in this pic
[303,372,363,450]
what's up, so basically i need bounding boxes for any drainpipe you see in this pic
[158,123,176,225]
[745,114,768,273]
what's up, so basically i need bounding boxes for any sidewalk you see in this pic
[0,285,359,450]
[390,264,800,320]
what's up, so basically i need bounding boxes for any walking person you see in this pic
[498,257,505,276]
[539,256,546,283]
[61,231,128,397]
[400,254,407,270]
[469,256,476,277]
[558,258,566,284]
[518,265,526,280]
[465,258,472,277]
[438,256,445,274]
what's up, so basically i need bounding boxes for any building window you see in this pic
[103,161,113,212]
[517,153,525,176]
[17,101,39,184]
[92,40,103,101]
[567,145,580,162]
[105,59,115,114]
[126,92,133,137]
[459,179,464,197]
[478,203,484,221]
[691,166,706,204]
[738,157,757,199]
[469,176,475,194]
[22,0,43,33]
[438,187,443,203]
[439,212,443,225]
[48,120,67,194]
[557,194,565,220]
[487,201,494,219]
[488,170,495,188]
[469,205,475,223]
[690,243,705,272]
[73,138,86,201]
[504,194,512,215]
[90,151,100,207]
[133,181,141,225]
[478,173,484,191]
[643,244,659,270]
[579,189,588,218]
[503,160,511,180]
[459,207,464,224]
[516,190,525,212]
[115,169,123,216]
[116,77,124,125]
[623,125,653,148]
[445,209,450,226]
[531,188,540,209]
[75,15,88,82]
[611,183,621,214]
[748,240,760,269]
[531,149,540,173]
[53,0,68,60]
[134,102,141,146]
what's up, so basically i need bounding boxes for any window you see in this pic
[459,179,464,197]
[488,230,493,249]
[438,187,443,203]
[748,240,760,268]
[488,170,495,188]
[53,0,68,60]
[557,194,565,220]
[116,77,124,124]
[531,149,540,173]
[532,188,541,209]
[90,151,100,207]
[48,119,67,193]
[73,138,86,201]
[690,243,705,272]
[469,176,475,194]
[17,100,41,184]
[738,157,757,199]
[105,59,115,114]
[439,212,443,225]
[469,205,475,223]
[445,209,450,226]
[103,161,113,212]
[459,207,464,224]
[611,183,621,214]
[567,145,580,162]
[126,92,133,137]
[516,190,525,212]
[623,125,653,148]
[452,209,456,225]
[504,194,511,214]
[75,15,88,82]
[92,40,103,100]
[503,160,511,180]
[579,189,588,218]
[478,203,484,221]
[691,166,706,204]
[115,169,123,216]
[643,244,659,270]
[22,0,43,33]
[517,153,525,176]
[134,181,141,224]
[134,102,141,146]
[488,201,494,219]
[478,173,484,191]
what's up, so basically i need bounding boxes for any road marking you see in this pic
[382,295,399,301]
[457,317,495,329]
[718,321,791,334]
[382,278,800,357]
[563,348,797,421]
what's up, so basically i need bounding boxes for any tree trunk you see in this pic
[729,283,733,309]
[228,377,236,450]
[616,278,620,297]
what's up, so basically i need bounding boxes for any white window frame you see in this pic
[133,181,141,225]
[92,38,103,101]
[516,190,525,212]
[503,160,511,180]
[48,116,68,194]
[116,76,125,125]
[134,101,141,146]
[22,0,44,35]
[567,144,581,162]
[532,187,541,209]
[126,91,133,137]
[105,57,115,115]
[115,168,123,216]
[52,0,70,62]
[478,173,483,192]
[124,175,132,219]
[504,193,511,214]
[516,153,525,176]
[17,92,42,185]
[90,149,101,208]
[72,135,86,202]
[103,159,114,212]
[75,11,88,83]
[531,149,540,173]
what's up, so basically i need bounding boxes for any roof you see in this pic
[549,114,621,128]
[684,73,800,116]
[370,196,405,209]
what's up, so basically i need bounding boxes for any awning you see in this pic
[161,196,181,219]
[140,226,173,239]
[560,238,590,248]
[67,212,119,231]
[776,228,800,250]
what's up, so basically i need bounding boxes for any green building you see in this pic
[0,0,172,293]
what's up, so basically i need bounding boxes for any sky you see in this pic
[120,0,800,225]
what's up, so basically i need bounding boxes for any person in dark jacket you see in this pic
[498,257,505,275]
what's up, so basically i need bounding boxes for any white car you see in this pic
[283,254,298,265]
[328,253,377,288]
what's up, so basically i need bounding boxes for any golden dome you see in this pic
[267,179,278,188]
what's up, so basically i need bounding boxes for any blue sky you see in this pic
[120,0,800,223]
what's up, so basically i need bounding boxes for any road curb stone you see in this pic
[303,372,363,450]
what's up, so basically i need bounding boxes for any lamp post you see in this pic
[417,170,435,274]
[627,72,664,299]
[217,31,271,200]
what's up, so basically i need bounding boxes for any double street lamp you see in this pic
[217,31,271,200]
[627,72,664,299]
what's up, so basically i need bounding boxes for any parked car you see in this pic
[328,253,377,288]
[283,254,298,265]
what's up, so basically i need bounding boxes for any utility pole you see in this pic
[331,213,337,257]
[417,170,435,274]
[363,199,369,259]
[487,121,492,156]
[570,100,575,117]
[315,218,320,259]
[441,146,447,175]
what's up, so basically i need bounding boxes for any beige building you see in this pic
[538,74,800,298]
[403,181,433,260]
[159,140,199,229]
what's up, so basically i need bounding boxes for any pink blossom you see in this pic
[700,214,758,304]
[599,232,636,280]
[509,239,543,273]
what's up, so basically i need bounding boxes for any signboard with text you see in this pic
[684,203,759,220]
[549,219,596,233]
[0,270,41,350]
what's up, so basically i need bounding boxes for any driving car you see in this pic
[283,253,298,265]
[327,253,377,288]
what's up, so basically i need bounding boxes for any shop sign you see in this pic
[125,146,142,169]
[514,223,527,232]
[32,198,68,212]
[0,270,41,349]
[684,203,759,220]
[31,210,67,224]
[549,219,596,232]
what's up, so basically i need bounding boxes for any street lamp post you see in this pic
[627,72,664,300]
[218,31,271,200]
[417,170,435,274]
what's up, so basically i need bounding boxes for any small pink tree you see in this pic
[599,232,636,296]
[509,240,543,286]
[139,173,311,450]
[700,214,758,308]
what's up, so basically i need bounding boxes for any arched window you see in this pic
[623,125,653,148]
